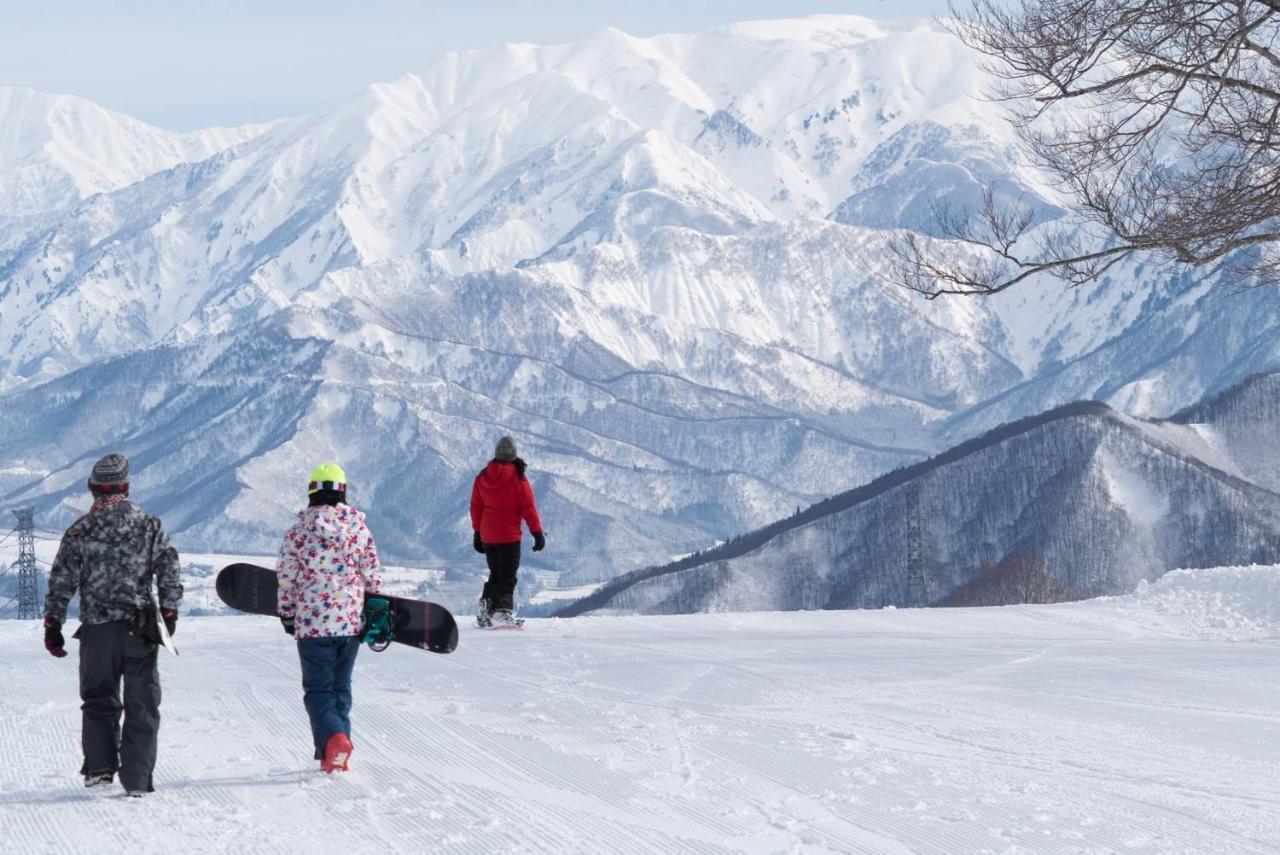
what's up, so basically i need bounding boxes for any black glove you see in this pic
[473,531,485,554]
[532,530,546,552]
[162,609,178,637]
[44,617,67,658]
[281,615,296,636]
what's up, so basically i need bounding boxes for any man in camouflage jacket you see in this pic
[42,453,183,796]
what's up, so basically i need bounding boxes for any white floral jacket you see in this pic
[276,504,383,639]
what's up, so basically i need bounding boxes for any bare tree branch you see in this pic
[890,0,1280,297]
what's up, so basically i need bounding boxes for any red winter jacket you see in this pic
[470,461,543,545]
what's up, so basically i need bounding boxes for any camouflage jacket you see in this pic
[43,500,183,625]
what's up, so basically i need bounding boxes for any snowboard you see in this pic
[216,563,459,654]
[478,617,525,631]
[152,592,179,657]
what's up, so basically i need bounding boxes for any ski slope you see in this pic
[2,567,1278,854]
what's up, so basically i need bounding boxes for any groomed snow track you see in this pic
[2,569,1279,853]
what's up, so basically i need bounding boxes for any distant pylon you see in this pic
[14,508,38,620]
[904,482,926,605]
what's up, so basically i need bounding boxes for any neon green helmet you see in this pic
[307,462,347,495]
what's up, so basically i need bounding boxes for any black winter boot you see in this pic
[84,771,114,788]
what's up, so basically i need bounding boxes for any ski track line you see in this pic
[1103,788,1276,854]
[357,704,728,853]
[456,635,921,853]
[683,721,979,855]
[410,694,734,851]
[440,636,893,852]
[5,611,1280,854]
[799,713,1227,855]
[858,697,1279,812]
[456,639,831,741]
[459,630,1149,853]
[1001,677,1280,723]
[356,649,714,853]
[583,624,1279,854]
[843,706,1278,853]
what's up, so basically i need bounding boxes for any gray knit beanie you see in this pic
[494,436,518,462]
[89,453,129,487]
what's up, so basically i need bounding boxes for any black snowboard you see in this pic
[216,563,459,654]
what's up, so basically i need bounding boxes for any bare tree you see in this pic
[891,0,1280,298]
[950,554,1066,606]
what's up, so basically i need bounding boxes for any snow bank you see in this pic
[1121,565,1280,641]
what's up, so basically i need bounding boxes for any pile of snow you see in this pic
[1116,565,1280,641]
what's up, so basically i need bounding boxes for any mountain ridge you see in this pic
[0,86,266,223]
[558,372,1280,615]
[2,16,1278,583]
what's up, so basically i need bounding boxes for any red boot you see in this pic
[322,733,352,773]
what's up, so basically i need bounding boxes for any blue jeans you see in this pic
[296,635,360,759]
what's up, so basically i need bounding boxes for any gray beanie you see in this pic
[494,436,518,462]
[89,453,129,487]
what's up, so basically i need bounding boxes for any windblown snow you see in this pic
[1,566,1277,854]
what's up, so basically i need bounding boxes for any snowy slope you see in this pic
[2,566,1278,854]
[0,17,1025,388]
[0,87,265,231]
[1168,371,1280,493]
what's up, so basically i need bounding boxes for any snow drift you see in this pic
[1120,564,1280,641]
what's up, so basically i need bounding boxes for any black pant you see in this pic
[77,620,161,792]
[481,541,521,611]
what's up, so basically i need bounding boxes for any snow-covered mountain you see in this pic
[2,16,1278,582]
[0,87,265,236]
[562,373,1280,614]
[0,18,1023,387]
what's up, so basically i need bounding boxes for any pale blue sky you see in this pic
[0,1,951,130]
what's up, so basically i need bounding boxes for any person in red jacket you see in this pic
[470,435,544,627]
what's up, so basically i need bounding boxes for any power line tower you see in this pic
[904,482,926,606]
[14,508,39,620]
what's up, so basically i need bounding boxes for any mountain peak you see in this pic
[0,85,267,216]
[720,14,892,44]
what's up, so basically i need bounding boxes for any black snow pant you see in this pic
[481,541,521,612]
[77,620,161,792]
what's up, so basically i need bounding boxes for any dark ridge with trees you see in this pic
[558,368,1280,617]
[555,398,1120,617]
[1168,370,1280,424]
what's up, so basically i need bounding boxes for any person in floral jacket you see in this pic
[276,463,383,772]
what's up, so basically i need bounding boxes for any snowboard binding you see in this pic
[362,597,395,652]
